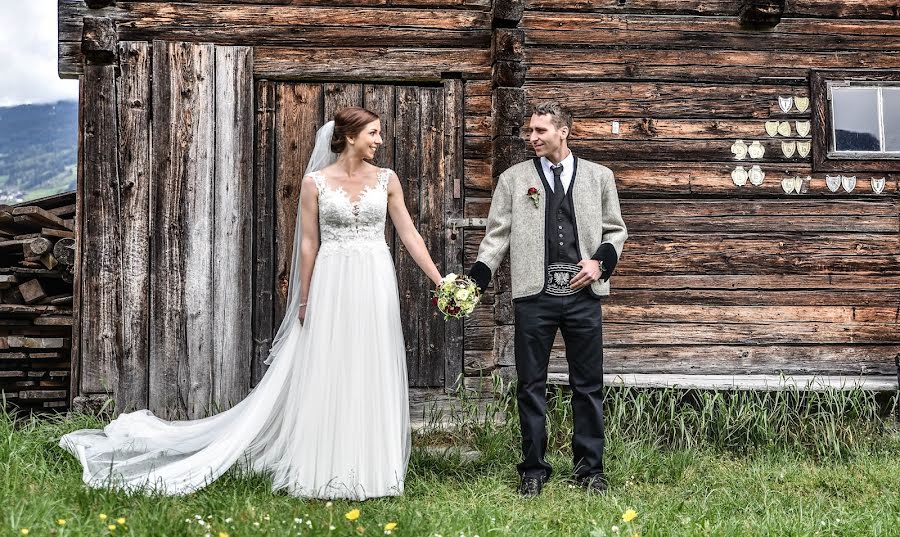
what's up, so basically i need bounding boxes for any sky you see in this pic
[0,3,79,107]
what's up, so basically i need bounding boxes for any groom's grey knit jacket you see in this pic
[469,157,628,299]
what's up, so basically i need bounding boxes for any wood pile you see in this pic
[0,192,75,412]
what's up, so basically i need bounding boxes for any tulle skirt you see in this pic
[60,240,411,500]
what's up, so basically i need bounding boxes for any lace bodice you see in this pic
[312,168,391,251]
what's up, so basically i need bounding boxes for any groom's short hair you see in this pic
[532,101,573,132]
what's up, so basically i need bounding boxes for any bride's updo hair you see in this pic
[331,107,380,154]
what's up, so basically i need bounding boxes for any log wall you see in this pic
[462,0,900,387]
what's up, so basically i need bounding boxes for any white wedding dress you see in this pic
[60,167,411,500]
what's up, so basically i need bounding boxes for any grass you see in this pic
[1,383,899,537]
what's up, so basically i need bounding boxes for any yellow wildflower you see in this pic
[384,522,398,531]
[218,532,229,537]
[622,509,637,523]
[633,533,640,537]
[99,513,108,521]
[117,518,126,525]
[57,519,67,526]
[345,509,361,521]
[108,524,117,531]
[356,526,366,534]
[19,530,29,536]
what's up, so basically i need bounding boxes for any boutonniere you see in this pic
[527,187,540,208]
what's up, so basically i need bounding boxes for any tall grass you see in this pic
[421,374,899,460]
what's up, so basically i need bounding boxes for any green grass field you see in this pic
[2,386,898,536]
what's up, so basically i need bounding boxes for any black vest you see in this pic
[533,158,580,264]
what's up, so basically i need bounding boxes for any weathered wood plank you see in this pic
[444,78,465,390]
[59,2,491,46]
[149,41,215,420]
[525,48,900,84]
[419,86,446,387]
[213,45,254,409]
[323,83,363,123]
[525,0,900,19]
[254,47,491,80]
[80,63,123,395]
[524,13,900,51]
[394,85,423,384]
[618,199,900,233]
[70,79,85,406]
[274,83,322,325]
[363,84,397,247]
[252,79,276,385]
[115,41,151,412]
[525,82,808,118]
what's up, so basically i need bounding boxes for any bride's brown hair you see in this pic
[331,107,380,154]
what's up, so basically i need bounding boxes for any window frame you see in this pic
[811,70,900,172]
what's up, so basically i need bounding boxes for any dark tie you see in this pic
[551,164,565,207]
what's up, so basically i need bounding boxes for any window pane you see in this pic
[883,88,900,151]
[832,87,881,152]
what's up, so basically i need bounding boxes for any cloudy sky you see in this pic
[0,3,79,107]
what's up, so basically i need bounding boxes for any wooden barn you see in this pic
[56,0,900,419]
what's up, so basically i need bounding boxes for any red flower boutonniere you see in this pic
[527,187,540,208]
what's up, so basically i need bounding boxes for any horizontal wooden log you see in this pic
[81,16,117,64]
[60,2,491,47]
[492,28,524,63]
[10,206,73,231]
[525,48,900,84]
[254,47,490,80]
[568,138,816,163]
[0,337,70,349]
[608,289,900,307]
[523,13,900,52]
[569,118,807,140]
[525,0,900,19]
[463,230,900,275]
[525,82,808,118]
[492,60,528,88]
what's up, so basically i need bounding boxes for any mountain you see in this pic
[0,101,78,204]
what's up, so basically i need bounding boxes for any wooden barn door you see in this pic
[254,81,464,389]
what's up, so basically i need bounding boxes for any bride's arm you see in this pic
[386,172,443,286]
[298,174,320,320]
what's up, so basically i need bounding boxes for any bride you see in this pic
[60,107,443,500]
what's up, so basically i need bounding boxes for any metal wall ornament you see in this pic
[748,140,765,159]
[825,175,841,193]
[795,120,810,137]
[778,95,794,113]
[731,139,749,160]
[796,175,809,194]
[765,121,779,137]
[872,176,886,194]
[781,141,796,158]
[732,165,749,186]
[749,165,765,186]
[794,96,810,112]
[841,175,857,193]
[777,121,792,137]
[796,141,811,158]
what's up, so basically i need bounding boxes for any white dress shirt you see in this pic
[540,151,575,194]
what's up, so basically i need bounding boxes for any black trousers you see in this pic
[513,289,605,481]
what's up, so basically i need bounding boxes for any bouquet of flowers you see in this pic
[431,273,481,320]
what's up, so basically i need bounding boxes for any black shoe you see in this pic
[575,474,608,493]
[518,476,545,498]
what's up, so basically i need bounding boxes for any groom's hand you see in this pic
[570,259,601,290]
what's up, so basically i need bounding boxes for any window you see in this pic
[811,71,900,172]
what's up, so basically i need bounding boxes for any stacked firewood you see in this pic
[0,192,76,412]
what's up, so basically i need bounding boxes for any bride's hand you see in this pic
[298,304,307,325]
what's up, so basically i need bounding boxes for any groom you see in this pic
[469,102,627,497]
